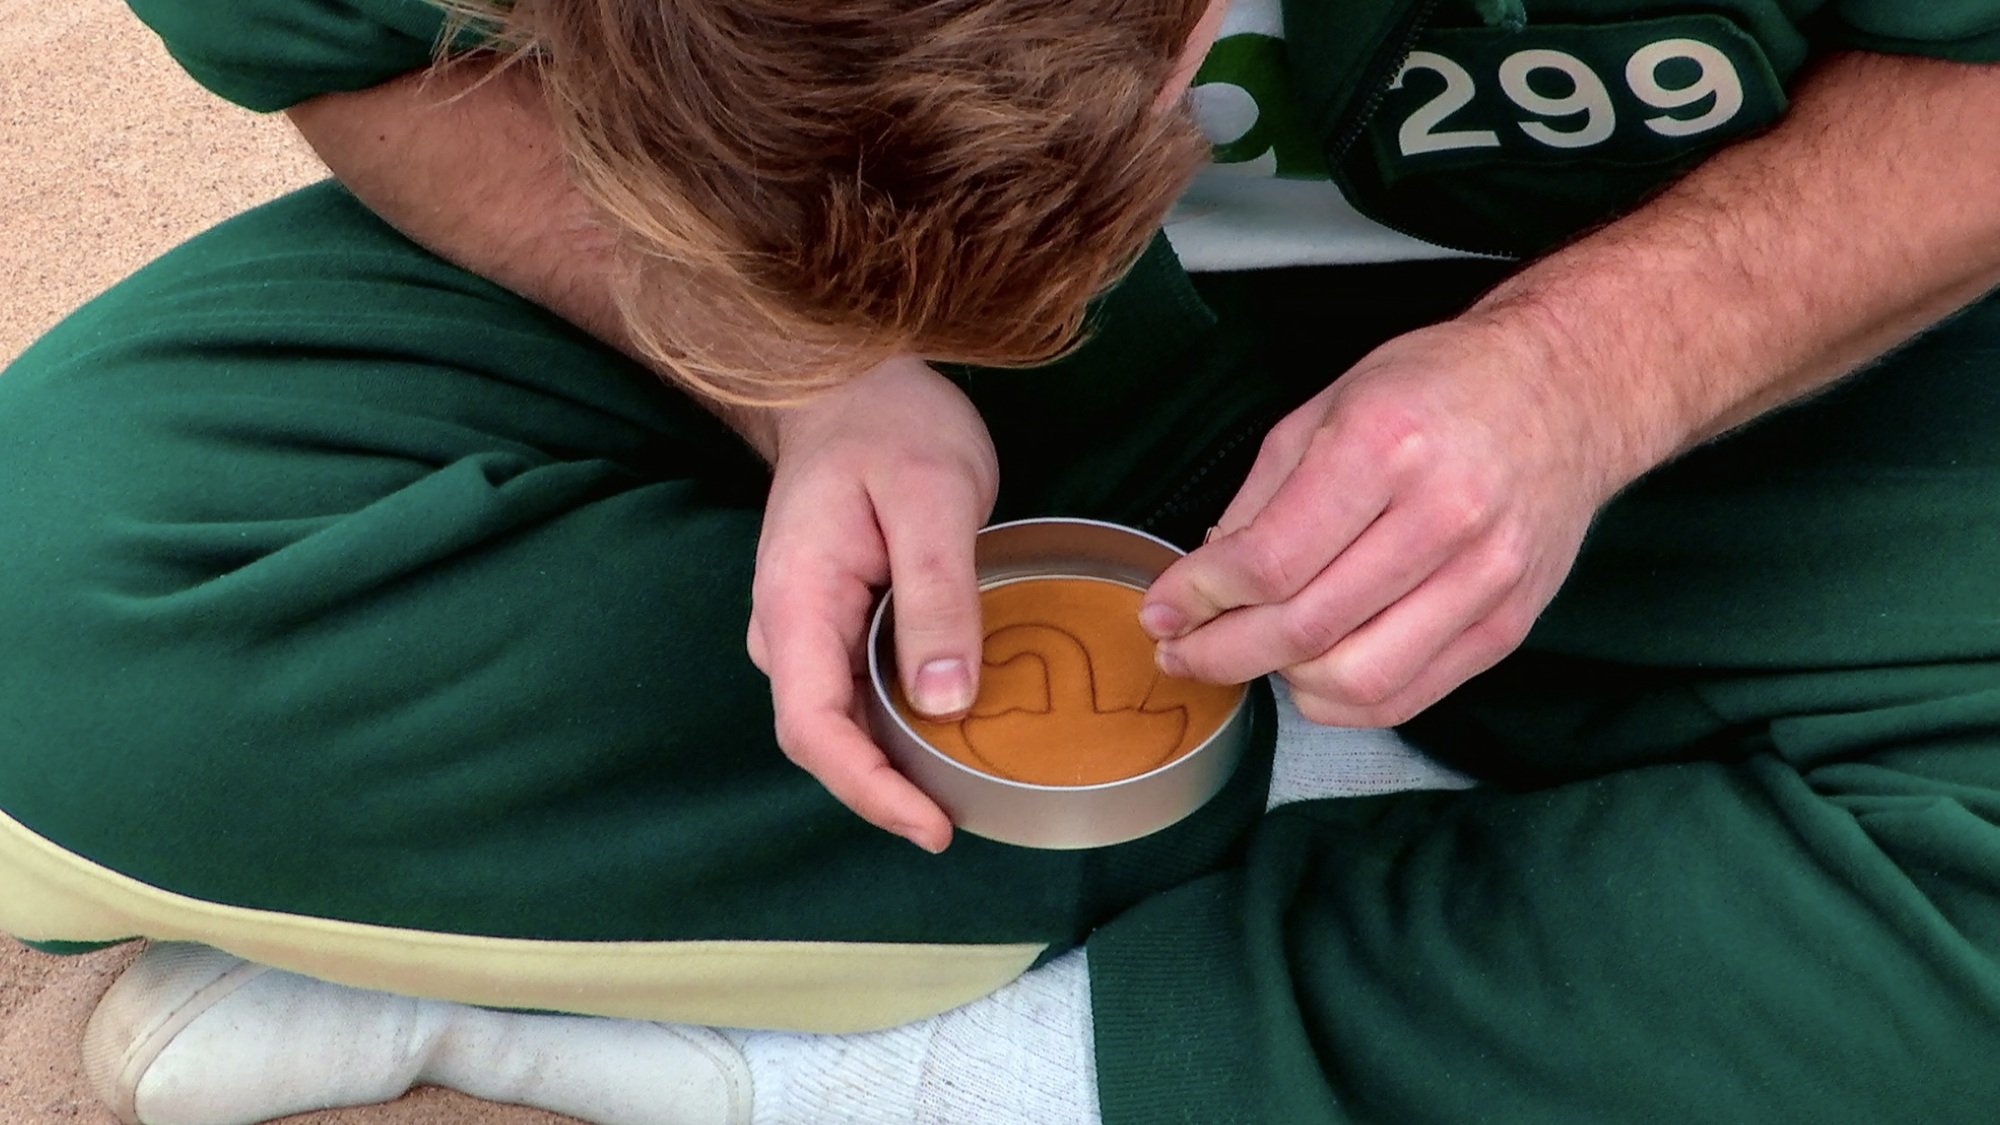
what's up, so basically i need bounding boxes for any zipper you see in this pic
[1136,3,1470,536]
[1135,0,1520,537]
[1136,415,1271,538]
[1324,0,1528,260]
[1326,0,1445,165]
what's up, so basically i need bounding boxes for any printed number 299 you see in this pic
[1396,37,1745,157]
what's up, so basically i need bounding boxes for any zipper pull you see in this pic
[1470,0,1527,31]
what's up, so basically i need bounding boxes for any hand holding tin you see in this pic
[873,523,1249,849]
[746,355,996,853]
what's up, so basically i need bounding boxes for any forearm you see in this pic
[1466,52,2000,491]
[285,60,781,456]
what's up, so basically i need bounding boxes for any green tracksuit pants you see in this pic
[3,182,1997,1122]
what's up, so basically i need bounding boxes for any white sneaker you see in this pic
[82,941,752,1125]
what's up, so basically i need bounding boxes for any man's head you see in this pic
[444,0,1217,401]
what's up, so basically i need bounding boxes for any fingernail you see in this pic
[1139,603,1187,640]
[893,824,947,854]
[1155,645,1190,679]
[913,659,974,717]
[1203,525,1221,545]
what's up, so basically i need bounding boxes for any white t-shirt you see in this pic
[1163,0,1486,271]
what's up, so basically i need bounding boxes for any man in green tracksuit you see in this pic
[3,1,1999,1122]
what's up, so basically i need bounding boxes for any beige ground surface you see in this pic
[2,2,574,1121]
[0,0,330,364]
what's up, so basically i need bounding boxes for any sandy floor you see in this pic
[1,2,573,1120]
[0,0,330,364]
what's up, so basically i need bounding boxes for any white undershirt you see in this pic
[1162,0,1486,271]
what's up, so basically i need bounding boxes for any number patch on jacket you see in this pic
[1369,15,1786,173]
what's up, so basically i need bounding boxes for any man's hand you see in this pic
[1140,318,1614,727]
[747,357,997,853]
[1144,53,2000,729]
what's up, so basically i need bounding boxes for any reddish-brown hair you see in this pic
[438,1,1211,402]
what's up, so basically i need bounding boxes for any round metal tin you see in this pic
[865,517,1250,849]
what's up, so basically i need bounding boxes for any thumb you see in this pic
[880,489,986,720]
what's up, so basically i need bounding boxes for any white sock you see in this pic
[918,947,1097,1125]
[1264,677,1475,808]
[730,947,1098,1125]
[123,944,1093,1125]
[131,958,748,1125]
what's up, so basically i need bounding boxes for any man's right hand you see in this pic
[747,356,997,853]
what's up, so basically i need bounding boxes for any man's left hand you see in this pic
[1140,316,1623,727]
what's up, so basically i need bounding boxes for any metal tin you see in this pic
[865,518,1250,849]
